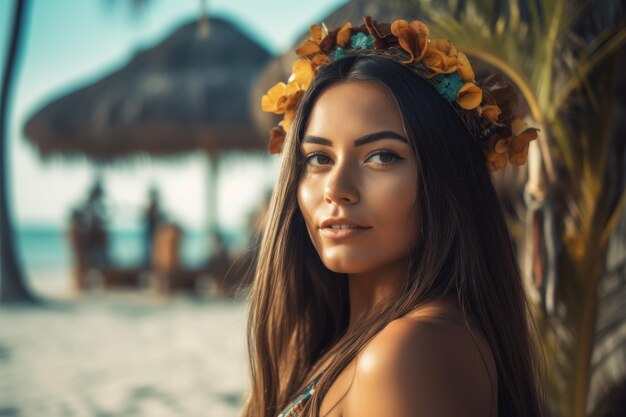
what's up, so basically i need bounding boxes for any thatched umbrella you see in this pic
[23,16,274,234]
[25,16,272,160]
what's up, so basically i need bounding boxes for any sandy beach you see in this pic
[0,273,250,417]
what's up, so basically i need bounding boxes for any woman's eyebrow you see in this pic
[302,130,408,147]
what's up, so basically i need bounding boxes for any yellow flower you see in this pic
[261,59,313,118]
[294,22,352,69]
[508,118,539,166]
[261,58,316,154]
[423,39,460,74]
[485,118,539,170]
[390,19,430,64]
[456,82,482,110]
[336,22,353,48]
[291,58,315,90]
[310,54,330,66]
[261,82,289,114]
[282,109,296,133]
[456,52,474,82]
[263,15,540,166]
[479,104,503,126]
[295,24,328,56]
[485,133,508,171]
[261,81,303,114]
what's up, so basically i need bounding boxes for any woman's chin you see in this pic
[321,256,373,275]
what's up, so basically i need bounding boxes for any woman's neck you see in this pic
[345,258,409,334]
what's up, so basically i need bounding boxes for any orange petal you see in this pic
[390,21,413,60]
[261,95,276,113]
[510,118,529,136]
[422,48,443,69]
[456,82,482,110]
[480,104,502,125]
[390,19,409,35]
[509,128,538,154]
[283,80,301,95]
[309,24,327,42]
[266,82,287,99]
[457,52,474,82]
[311,53,330,66]
[391,20,429,63]
[365,16,392,39]
[495,137,509,154]
[440,54,459,72]
[282,109,296,133]
[423,39,459,73]
[295,40,321,56]
[261,82,288,113]
[408,20,430,38]
[283,86,304,111]
[395,28,420,63]
[268,126,286,154]
[423,50,459,74]
[429,39,455,55]
[292,59,315,88]
[408,20,430,61]
[509,150,528,165]
[336,22,353,48]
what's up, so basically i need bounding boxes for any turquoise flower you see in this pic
[351,32,374,50]
[435,73,463,101]
[330,47,347,60]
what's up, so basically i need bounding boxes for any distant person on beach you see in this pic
[83,179,107,227]
[68,208,88,290]
[205,231,231,295]
[152,221,182,295]
[83,179,110,269]
[143,186,164,267]
[67,179,110,290]
[241,16,548,417]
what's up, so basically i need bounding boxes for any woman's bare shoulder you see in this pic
[342,303,497,417]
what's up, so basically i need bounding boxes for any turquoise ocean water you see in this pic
[15,225,246,276]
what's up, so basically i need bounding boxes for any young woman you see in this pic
[242,16,548,417]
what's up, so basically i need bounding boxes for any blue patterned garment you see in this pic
[277,369,328,417]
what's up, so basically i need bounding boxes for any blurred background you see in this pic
[0,1,624,417]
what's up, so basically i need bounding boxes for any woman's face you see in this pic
[297,81,420,274]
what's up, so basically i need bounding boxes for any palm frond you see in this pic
[409,1,626,416]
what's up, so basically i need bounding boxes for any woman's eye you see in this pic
[303,152,331,167]
[302,150,403,168]
[367,151,402,165]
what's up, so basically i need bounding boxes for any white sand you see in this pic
[0,287,251,417]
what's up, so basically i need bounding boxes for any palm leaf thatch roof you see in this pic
[23,16,273,162]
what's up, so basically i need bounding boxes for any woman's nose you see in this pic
[324,159,359,205]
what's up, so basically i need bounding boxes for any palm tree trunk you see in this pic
[0,0,38,304]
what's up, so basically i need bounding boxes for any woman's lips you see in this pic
[319,227,371,240]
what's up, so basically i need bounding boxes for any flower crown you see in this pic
[261,15,539,172]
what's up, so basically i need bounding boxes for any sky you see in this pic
[0,0,348,232]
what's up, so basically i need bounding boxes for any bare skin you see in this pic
[292,300,497,417]
[298,81,419,335]
[296,81,497,416]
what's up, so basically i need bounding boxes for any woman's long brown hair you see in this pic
[239,48,549,417]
